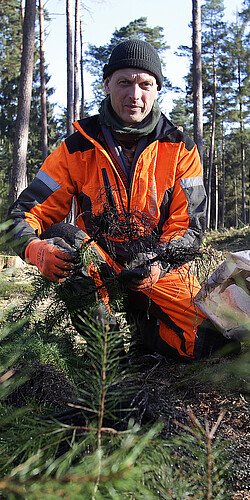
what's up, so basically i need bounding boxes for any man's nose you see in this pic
[129,84,141,100]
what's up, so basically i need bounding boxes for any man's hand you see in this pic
[25,237,75,282]
[119,252,162,291]
[129,261,161,291]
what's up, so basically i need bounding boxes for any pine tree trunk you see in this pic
[65,0,77,225]
[206,45,217,229]
[74,0,80,121]
[221,122,225,229]
[20,0,24,23]
[10,0,36,203]
[239,83,246,224]
[192,0,203,164]
[39,0,48,162]
[215,151,218,231]
[235,14,247,225]
[234,177,239,228]
[66,0,74,136]
[80,19,84,119]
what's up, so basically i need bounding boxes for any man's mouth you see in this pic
[126,105,141,111]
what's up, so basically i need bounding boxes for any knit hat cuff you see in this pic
[103,40,164,89]
[104,59,160,83]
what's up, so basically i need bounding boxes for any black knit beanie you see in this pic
[103,39,164,89]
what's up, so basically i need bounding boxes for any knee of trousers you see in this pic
[127,308,192,360]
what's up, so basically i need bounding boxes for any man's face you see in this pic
[104,68,159,126]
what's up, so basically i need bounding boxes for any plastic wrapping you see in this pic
[194,251,250,340]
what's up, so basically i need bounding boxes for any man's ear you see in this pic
[104,78,110,95]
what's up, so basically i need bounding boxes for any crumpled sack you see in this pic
[194,250,250,340]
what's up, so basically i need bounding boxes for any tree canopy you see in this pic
[86,17,171,109]
[0,1,249,228]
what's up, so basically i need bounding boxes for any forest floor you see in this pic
[0,226,249,499]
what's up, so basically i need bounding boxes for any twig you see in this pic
[205,410,226,500]
[93,323,109,499]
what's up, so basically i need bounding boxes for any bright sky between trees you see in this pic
[44,0,241,117]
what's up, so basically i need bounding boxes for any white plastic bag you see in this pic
[194,251,250,340]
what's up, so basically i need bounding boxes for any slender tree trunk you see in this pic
[39,0,48,162]
[192,0,203,164]
[66,0,74,136]
[214,151,218,231]
[235,13,247,225]
[240,127,246,224]
[234,177,239,228]
[248,169,250,225]
[20,0,24,24]
[74,0,80,121]
[65,0,77,225]
[10,0,36,202]
[238,66,246,224]
[80,19,84,118]
[206,44,217,229]
[221,122,225,229]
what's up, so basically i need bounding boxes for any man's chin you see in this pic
[123,114,146,126]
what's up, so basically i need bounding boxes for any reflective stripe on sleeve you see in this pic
[180,177,204,189]
[36,170,61,192]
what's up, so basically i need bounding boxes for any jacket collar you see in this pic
[75,112,177,146]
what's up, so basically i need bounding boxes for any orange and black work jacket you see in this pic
[8,113,207,270]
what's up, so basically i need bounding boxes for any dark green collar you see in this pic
[98,96,161,138]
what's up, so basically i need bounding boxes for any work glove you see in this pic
[25,237,76,283]
[119,252,162,291]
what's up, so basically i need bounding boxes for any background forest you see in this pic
[0,0,249,230]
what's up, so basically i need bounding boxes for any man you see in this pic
[8,40,233,360]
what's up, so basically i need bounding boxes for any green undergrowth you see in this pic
[1,315,245,500]
[204,226,250,252]
[0,278,34,300]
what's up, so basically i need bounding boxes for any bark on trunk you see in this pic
[192,0,203,164]
[238,67,247,224]
[221,122,225,229]
[20,0,24,24]
[10,0,36,203]
[206,46,217,229]
[214,151,218,231]
[66,0,74,136]
[39,0,48,162]
[74,0,80,121]
[80,19,84,119]
[234,177,239,228]
[235,14,247,225]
